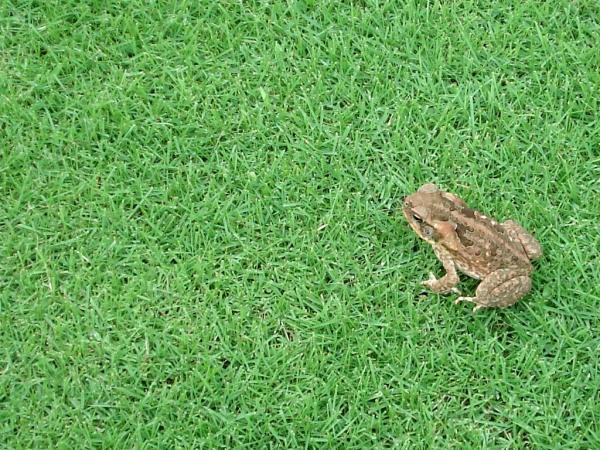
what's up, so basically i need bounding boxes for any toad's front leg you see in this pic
[421,246,460,294]
[455,268,532,312]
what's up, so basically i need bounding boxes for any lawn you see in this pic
[1,0,599,448]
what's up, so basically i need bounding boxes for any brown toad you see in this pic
[403,183,542,312]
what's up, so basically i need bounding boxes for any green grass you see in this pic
[1,0,599,448]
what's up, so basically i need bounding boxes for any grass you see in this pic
[1,0,599,448]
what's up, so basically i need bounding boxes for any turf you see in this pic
[1,0,599,448]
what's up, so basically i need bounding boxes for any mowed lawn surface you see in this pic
[1,1,599,448]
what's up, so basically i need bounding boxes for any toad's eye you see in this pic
[412,214,423,223]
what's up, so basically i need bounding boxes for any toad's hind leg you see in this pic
[455,268,531,312]
[502,220,542,260]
